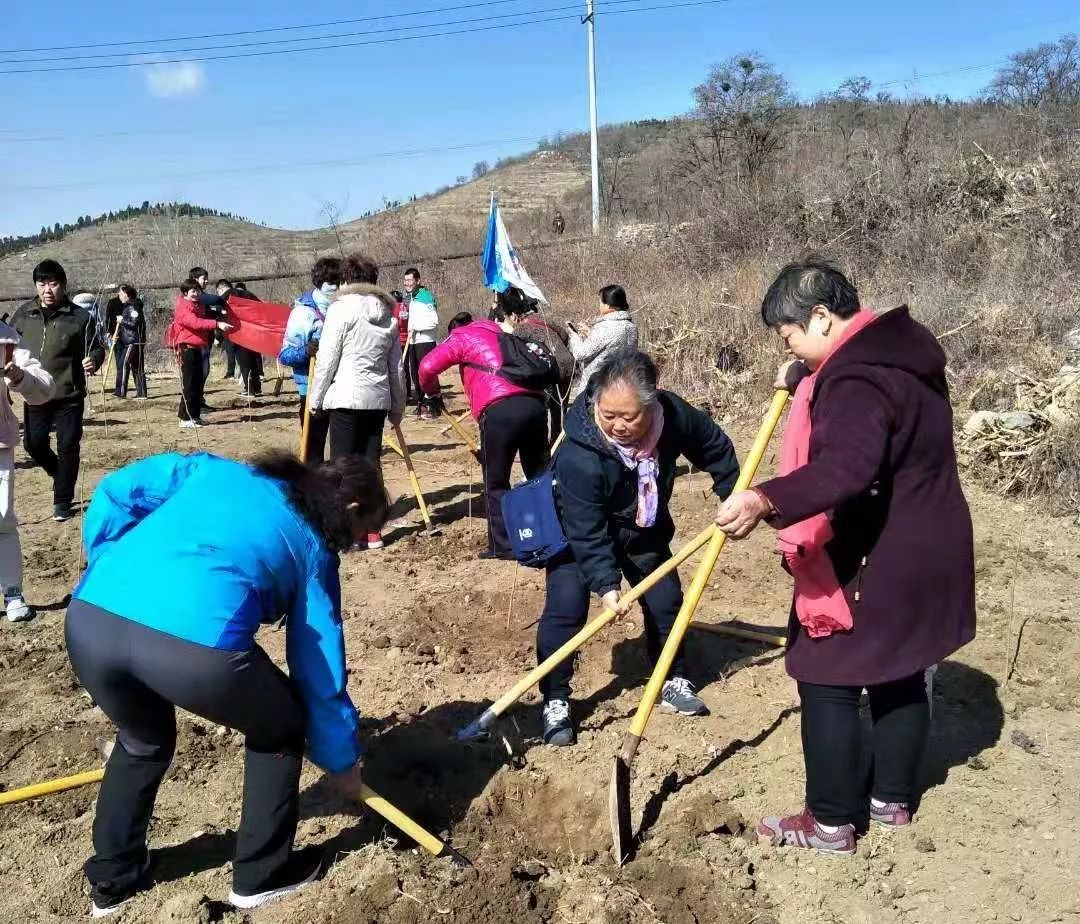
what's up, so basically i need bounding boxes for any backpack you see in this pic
[466,332,560,390]
[500,468,569,568]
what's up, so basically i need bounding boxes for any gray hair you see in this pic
[590,350,659,406]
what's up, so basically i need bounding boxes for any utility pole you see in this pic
[585,0,601,235]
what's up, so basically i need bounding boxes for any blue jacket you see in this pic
[72,452,361,773]
[278,291,324,396]
[555,389,740,596]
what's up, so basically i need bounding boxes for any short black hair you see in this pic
[599,284,629,312]
[234,281,248,290]
[311,257,343,289]
[119,284,138,299]
[404,267,420,280]
[215,278,233,289]
[180,278,201,295]
[761,257,860,328]
[341,253,379,285]
[33,259,67,287]
[188,266,209,280]
[492,287,536,321]
[447,311,473,333]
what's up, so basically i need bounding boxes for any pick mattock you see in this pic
[455,524,717,742]
[0,740,471,866]
[608,389,790,865]
[299,356,316,463]
[392,423,440,535]
[443,407,479,456]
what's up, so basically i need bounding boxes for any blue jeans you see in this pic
[536,545,686,701]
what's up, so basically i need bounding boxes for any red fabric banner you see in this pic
[225,297,291,356]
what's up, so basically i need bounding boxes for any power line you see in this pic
[0,0,734,75]
[0,136,554,192]
[0,1,642,65]
[0,0,548,54]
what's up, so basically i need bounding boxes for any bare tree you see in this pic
[472,160,491,180]
[986,33,1080,107]
[690,54,795,178]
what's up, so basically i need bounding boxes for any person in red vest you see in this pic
[170,280,232,429]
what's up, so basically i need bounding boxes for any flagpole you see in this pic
[585,0,601,235]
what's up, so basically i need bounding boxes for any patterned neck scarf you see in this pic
[596,402,665,527]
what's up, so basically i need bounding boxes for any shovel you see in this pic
[392,423,440,535]
[0,738,471,866]
[299,356,316,464]
[609,389,789,865]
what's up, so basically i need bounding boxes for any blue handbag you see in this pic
[500,468,569,568]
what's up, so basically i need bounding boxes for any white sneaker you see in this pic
[5,595,33,623]
[228,849,322,909]
[178,419,202,430]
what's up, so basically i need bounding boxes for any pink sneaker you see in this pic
[757,808,856,856]
[870,800,911,828]
[365,533,385,550]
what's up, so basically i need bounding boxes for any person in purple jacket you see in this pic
[716,257,976,857]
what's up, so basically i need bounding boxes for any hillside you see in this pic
[0,150,589,303]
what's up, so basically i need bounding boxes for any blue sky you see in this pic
[2,0,1078,237]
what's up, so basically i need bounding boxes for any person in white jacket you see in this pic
[308,254,404,551]
[0,320,55,621]
[567,284,639,401]
[402,267,440,420]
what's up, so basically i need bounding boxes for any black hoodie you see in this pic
[555,388,739,596]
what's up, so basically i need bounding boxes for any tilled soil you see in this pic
[0,372,1077,924]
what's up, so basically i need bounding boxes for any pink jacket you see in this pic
[418,319,539,419]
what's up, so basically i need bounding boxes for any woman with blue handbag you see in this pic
[537,350,740,746]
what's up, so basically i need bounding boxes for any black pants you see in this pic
[479,394,549,556]
[799,673,930,827]
[237,347,262,396]
[64,600,306,901]
[538,544,686,701]
[115,341,148,398]
[178,346,204,421]
[329,409,386,464]
[407,341,437,411]
[23,396,84,508]
[224,338,238,378]
[298,394,330,466]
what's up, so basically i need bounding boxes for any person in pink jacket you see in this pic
[419,312,549,559]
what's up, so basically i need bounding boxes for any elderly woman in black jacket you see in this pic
[539,350,740,746]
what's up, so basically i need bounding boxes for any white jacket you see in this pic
[0,321,54,449]
[309,284,406,418]
[567,310,639,400]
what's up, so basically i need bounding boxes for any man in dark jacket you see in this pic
[537,351,740,745]
[12,259,106,521]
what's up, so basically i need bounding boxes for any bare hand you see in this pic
[716,489,772,539]
[81,357,98,375]
[4,362,23,386]
[602,589,629,616]
[388,410,404,427]
[776,360,809,392]
[329,760,365,799]
[217,321,234,332]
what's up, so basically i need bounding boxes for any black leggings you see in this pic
[329,408,386,464]
[799,672,930,826]
[64,600,306,901]
[178,346,204,421]
[479,394,550,556]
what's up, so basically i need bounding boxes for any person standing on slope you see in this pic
[402,267,440,420]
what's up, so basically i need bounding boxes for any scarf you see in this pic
[598,403,665,528]
[777,309,878,639]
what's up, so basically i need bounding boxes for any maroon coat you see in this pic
[757,306,976,687]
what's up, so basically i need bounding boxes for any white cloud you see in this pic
[144,61,207,98]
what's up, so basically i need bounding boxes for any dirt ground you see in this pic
[1,369,1077,924]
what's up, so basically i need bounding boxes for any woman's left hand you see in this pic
[716,490,772,539]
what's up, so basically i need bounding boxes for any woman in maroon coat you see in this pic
[717,258,976,856]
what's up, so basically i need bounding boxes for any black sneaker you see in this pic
[53,504,75,522]
[90,857,152,918]
[542,698,576,747]
[228,847,323,910]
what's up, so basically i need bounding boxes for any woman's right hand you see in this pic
[775,359,808,392]
[602,589,629,617]
[329,760,365,799]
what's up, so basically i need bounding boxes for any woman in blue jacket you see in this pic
[65,450,388,917]
[538,351,740,746]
